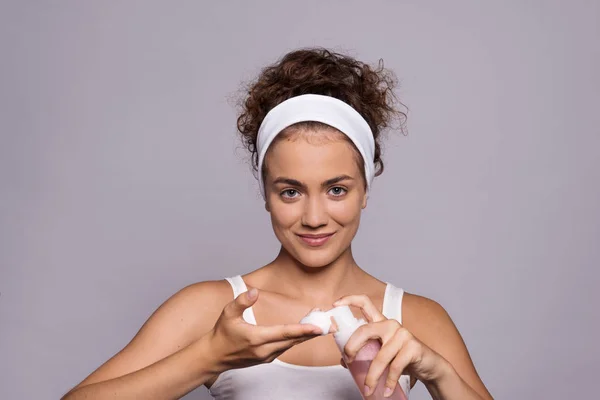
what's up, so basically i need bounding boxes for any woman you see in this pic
[62,48,493,400]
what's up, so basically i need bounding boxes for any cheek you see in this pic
[328,199,362,224]
[269,202,302,228]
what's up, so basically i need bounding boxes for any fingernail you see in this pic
[384,387,393,397]
[247,288,257,299]
[364,385,371,396]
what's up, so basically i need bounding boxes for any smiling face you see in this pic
[263,126,368,268]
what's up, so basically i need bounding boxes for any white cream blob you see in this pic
[300,306,363,336]
[299,311,333,335]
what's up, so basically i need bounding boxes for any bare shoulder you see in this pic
[401,292,492,398]
[71,279,234,390]
[401,293,455,338]
[143,279,234,338]
[120,278,235,354]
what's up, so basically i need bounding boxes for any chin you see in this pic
[291,248,342,269]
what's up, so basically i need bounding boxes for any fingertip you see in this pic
[383,386,394,398]
[333,299,347,306]
[301,324,322,336]
[247,288,258,300]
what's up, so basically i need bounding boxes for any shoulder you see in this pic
[402,292,452,329]
[122,279,235,353]
[167,279,233,307]
[151,279,234,337]
[110,279,236,358]
[401,292,459,349]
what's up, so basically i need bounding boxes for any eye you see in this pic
[328,186,347,197]
[281,189,300,199]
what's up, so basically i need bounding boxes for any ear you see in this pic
[361,193,368,209]
[265,200,271,212]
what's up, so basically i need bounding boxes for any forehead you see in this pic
[265,132,362,180]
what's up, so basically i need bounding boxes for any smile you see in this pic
[296,233,335,247]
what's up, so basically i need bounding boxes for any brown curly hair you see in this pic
[236,47,407,182]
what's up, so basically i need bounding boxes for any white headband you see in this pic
[256,94,375,199]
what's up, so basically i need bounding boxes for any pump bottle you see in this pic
[301,306,408,400]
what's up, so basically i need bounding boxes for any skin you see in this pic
[61,126,493,400]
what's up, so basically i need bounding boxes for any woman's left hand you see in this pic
[332,294,452,397]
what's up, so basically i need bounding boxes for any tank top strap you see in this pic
[224,275,257,325]
[382,282,405,325]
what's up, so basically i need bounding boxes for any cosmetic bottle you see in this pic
[301,306,408,400]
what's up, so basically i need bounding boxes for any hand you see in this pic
[208,287,323,373]
[333,295,450,397]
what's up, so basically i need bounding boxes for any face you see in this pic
[263,128,368,268]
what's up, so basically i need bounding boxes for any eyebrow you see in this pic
[272,175,355,189]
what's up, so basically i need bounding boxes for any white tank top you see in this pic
[207,275,411,399]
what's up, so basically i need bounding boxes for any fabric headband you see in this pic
[256,94,375,199]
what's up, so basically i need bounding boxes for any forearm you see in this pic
[424,361,488,400]
[62,335,221,400]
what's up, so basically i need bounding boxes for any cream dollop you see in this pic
[299,310,332,335]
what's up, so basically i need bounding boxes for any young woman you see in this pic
[62,48,493,400]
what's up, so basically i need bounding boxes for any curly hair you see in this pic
[236,47,407,181]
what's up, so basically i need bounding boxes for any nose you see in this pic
[301,195,328,228]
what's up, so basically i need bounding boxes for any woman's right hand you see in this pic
[206,287,324,372]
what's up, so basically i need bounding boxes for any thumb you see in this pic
[226,287,259,318]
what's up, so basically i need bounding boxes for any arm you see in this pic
[61,280,323,400]
[62,335,218,400]
[61,281,232,399]
[403,293,493,400]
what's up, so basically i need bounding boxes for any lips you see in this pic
[296,233,335,247]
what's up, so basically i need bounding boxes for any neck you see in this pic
[263,245,365,305]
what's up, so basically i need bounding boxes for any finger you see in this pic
[258,323,323,343]
[223,287,259,319]
[363,335,404,395]
[332,294,386,323]
[344,320,401,362]
[384,341,420,395]
[263,332,321,357]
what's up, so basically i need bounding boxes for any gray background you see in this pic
[1,1,598,399]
